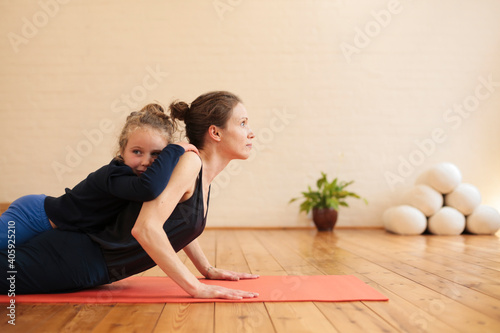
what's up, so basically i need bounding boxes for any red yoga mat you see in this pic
[1,275,388,303]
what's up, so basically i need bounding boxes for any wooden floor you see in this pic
[1,229,500,333]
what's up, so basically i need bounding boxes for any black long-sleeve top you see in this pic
[44,144,185,232]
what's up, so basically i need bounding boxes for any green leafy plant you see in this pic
[289,172,367,214]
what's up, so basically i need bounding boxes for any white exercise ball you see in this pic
[444,183,481,216]
[466,205,500,235]
[416,163,462,194]
[383,205,427,235]
[428,206,465,235]
[403,184,443,217]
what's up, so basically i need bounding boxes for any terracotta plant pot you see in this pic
[312,208,338,231]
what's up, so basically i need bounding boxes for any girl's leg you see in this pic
[0,195,52,250]
[0,229,110,294]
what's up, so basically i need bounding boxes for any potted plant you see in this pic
[289,172,367,231]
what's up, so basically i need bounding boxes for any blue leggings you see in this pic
[0,228,111,294]
[0,195,53,250]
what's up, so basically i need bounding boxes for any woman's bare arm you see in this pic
[131,152,258,299]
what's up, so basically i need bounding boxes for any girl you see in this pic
[0,103,197,250]
[1,91,259,300]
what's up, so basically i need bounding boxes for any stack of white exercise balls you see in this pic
[383,163,500,235]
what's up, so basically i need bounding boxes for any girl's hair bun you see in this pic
[169,101,190,122]
[140,103,165,114]
[141,103,168,119]
[126,103,167,122]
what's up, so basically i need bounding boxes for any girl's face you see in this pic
[121,127,168,176]
[219,103,255,160]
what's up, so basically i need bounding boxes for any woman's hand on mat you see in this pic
[206,267,259,281]
[194,283,259,300]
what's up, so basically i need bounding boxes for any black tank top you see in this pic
[87,168,209,282]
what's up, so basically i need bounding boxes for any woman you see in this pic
[1,91,259,300]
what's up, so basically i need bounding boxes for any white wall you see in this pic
[1,0,499,228]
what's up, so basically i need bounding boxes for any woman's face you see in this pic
[219,102,255,160]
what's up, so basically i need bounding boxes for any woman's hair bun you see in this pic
[169,101,190,121]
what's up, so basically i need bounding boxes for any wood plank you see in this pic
[234,230,287,276]
[0,304,74,332]
[152,230,218,332]
[252,231,338,332]
[339,230,500,312]
[253,230,324,275]
[91,303,164,333]
[214,230,249,272]
[411,242,500,272]
[214,303,275,333]
[315,302,399,333]
[154,303,214,333]
[30,304,111,333]
[301,231,461,332]
[369,231,500,273]
[250,230,343,333]
[335,230,500,332]
[430,235,500,262]
[213,230,275,333]
[238,230,341,332]
[265,302,338,333]
[267,230,456,333]
[59,304,115,333]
